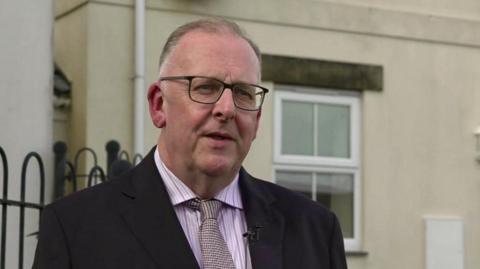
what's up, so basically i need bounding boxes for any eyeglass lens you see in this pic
[189,77,263,110]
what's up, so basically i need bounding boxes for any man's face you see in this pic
[149,30,261,178]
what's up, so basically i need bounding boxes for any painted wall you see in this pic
[54,0,480,268]
[0,1,54,268]
[321,0,480,20]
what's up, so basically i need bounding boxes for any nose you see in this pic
[212,88,236,121]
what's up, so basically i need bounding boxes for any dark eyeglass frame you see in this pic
[159,75,269,111]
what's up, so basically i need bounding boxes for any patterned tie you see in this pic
[186,198,237,269]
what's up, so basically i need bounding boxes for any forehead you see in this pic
[162,30,260,82]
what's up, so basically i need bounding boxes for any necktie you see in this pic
[186,198,237,269]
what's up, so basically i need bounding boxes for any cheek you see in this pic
[170,107,209,138]
[238,115,260,142]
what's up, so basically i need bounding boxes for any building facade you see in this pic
[54,0,480,268]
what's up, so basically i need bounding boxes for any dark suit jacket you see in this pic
[33,149,347,269]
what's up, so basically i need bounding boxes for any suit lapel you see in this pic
[239,169,284,269]
[117,149,199,269]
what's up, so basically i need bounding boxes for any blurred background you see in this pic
[1,0,480,268]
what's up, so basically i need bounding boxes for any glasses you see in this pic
[159,76,269,111]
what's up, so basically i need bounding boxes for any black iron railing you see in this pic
[0,140,142,269]
[0,147,44,269]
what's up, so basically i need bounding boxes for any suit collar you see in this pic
[239,169,284,269]
[117,148,200,269]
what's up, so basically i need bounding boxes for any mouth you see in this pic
[206,132,233,141]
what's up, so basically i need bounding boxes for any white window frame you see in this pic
[273,86,362,251]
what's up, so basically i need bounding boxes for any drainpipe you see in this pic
[133,0,145,156]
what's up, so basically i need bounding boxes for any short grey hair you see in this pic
[158,18,261,70]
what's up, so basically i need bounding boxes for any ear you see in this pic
[252,109,262,140]
[147,82,166,128]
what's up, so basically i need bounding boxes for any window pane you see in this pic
[276,171,312,199]
[281,101,314,155]
[315,173,354,238]
[316,103,350,158]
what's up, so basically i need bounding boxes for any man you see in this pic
[33,18,347,269]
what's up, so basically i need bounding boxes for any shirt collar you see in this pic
[154,146,243,210]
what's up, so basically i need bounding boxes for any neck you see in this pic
[156,143,238,199]
[183,175,234,199]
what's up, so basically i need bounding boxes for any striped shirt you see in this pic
[154,148,251,269]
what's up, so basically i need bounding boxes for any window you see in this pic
[274,85,361,250]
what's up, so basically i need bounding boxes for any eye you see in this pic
[234,85,256,100]
[191,79,221,95]
[194,83,216,94]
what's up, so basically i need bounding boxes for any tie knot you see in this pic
[185,198,223,221]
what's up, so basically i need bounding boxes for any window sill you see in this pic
[346,250,369,257]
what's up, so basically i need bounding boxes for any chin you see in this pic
[199,158,237,177]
